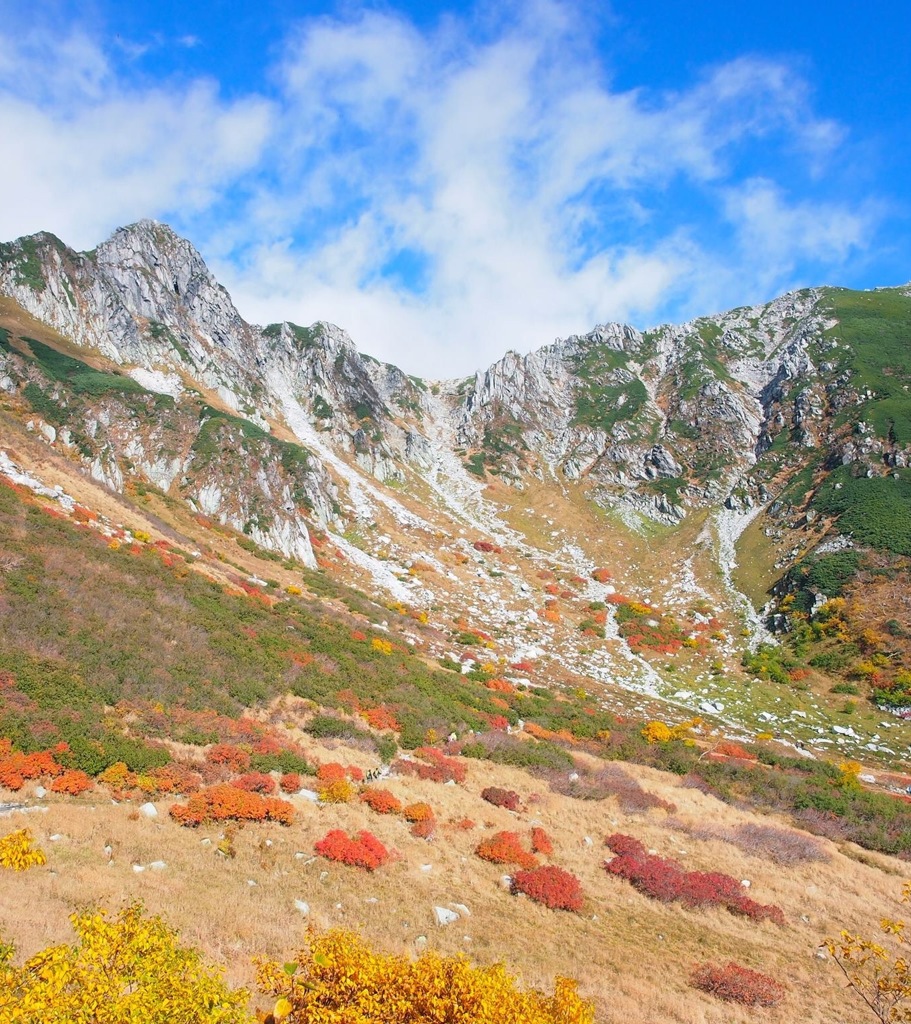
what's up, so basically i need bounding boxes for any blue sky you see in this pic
[0,0,908,376]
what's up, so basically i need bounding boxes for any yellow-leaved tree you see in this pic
[825,881,911,1023]
[0,903,252,1024]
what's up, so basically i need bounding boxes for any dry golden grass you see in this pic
[0,747,896,1023]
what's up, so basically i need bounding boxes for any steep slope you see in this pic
[1,220,910,761]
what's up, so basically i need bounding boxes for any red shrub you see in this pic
[206,744,250,773]
[512,866,583,912]
[314,829,390,871]
[280,773,302,793]
[690,962,785,1006]
[473,540,502,554]
[361,788,402,814]
[476,831,538,870]
[50,770,93,796]
[530,826,553,856]
[170,785,293,827]
[481,787,521,812]
[395,748,466,785]
[410,818,436,840]
[605,833,648,858]
[728,897,786,926]
[604,833,784,924]
[347,766,365,783]
[510,661,534,674]
[231,772,276,795]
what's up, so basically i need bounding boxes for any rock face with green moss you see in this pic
[2,220,910,605]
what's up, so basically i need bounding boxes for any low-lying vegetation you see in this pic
[690,961,786,1007]
[604,834,785,924]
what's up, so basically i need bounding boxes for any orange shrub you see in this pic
[50,770,93,796]
[402,801,434,823]
[476,831,538,870]
[592,568,612,583]
[317,762,347,783]
[206,744,250,773]
[713,741,758,762]
[169,785,293,827]
[280,773,302,793]
[0,749,63,791]
[486,678,516,694]
[361,707,400,731]
[395,748,466,785]
[360,788,402,814]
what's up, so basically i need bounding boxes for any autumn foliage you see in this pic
[512,866,584,912]
[360,788,402,814]
[690,962,785,1006]
[314,829,390,871]
[0,904,249,1023]
[0,748,63,790]
[169,785,294,827]
[476,831,538,871]
[481,786,521,811]
[230,772,276,794]
[256,928,594,1024]
[50,770,94,796]
[394,747,467,784]
[604,834,784,924]
[531,826,554,856]
[0,829,47,870]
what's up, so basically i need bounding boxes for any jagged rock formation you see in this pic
[1,219,908,563]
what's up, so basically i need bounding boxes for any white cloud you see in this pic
[0,5,886,376]
[0,29,273,249]
[722,178,878,288]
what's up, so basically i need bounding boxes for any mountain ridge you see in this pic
[2,218,911,764]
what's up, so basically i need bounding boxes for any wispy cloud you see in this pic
[0,3,888,376]
[0,28,273,248]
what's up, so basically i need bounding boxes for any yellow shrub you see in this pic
[256,929,594,1024]
[642,721,673,743]
[0,829,46,871]
[132,529,151,543]
[318,779,355,804]
[371,638,393,656]
[97,762,134,789]
[285,585,303,596]
[0,904,251,1023]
